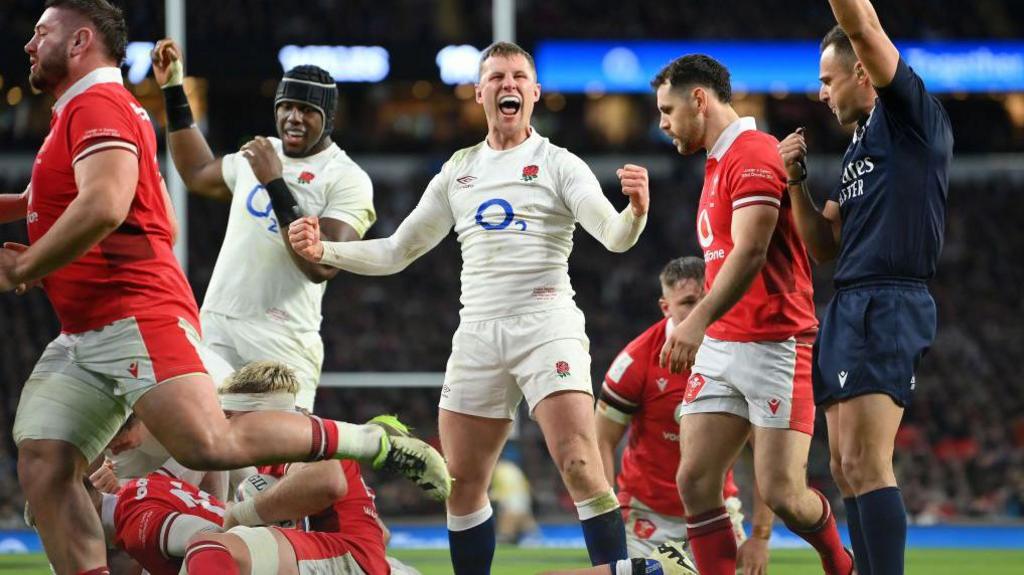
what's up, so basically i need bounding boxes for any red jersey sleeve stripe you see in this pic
[601,384,639,409]
[732,195,781,209]
[72,140,139,165]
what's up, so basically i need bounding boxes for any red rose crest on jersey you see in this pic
[555,361,571,378]
[298,171,316,184]
[684,373,706,404]
[633,518,657,540]
[521,165,539,182]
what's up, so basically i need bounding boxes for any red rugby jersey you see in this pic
[113,473,225,575]
[698,118,817,342]
[603,318,740,516]
[27,67,197,333]
[260,460,388,574]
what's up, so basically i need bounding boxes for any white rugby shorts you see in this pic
[439,307,593,419]
[13,316,208,463]
[201,311,323,410]
[676,336,815,435]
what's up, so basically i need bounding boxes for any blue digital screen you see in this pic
[535,40,1024,93]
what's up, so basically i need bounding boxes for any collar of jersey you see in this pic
[269,137,340,165]
[53,66,123,114]
[664,316,675,340]
[481,126,540,157]
[707,116,757,161]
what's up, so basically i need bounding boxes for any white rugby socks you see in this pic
[333,421,386,461]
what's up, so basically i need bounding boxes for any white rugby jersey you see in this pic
[202,138,375,333]
[321,130,646,321]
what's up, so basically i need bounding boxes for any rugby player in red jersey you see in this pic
[1,3,447,573]
[89,470,226,575]
[597,257,773,574]
[651,55,853,575]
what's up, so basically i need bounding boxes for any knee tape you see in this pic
[226,525,280,575]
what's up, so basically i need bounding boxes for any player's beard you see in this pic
[29,41,70,94]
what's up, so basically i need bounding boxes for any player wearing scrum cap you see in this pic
[291,41,649,573]
[152,39,376,410]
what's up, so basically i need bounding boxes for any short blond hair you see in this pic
[478,41,537,80]
[219,361,299,395]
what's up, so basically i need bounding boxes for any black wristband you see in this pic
[264,178,302,227]
[162,85,195,132]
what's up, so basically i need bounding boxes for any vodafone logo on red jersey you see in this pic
[697,209,713,248]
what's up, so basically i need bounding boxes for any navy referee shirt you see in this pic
[830,58,954,287]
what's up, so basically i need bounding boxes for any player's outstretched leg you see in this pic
[835,394,907,575]
[753,427,853,575]
[132,375,451,501]
[439,409,512,575]
[676,413,750,575]
[534,391,627,565]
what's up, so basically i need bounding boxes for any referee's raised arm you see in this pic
[826,0,900,87]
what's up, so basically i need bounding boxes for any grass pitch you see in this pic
[2,547,1023,573]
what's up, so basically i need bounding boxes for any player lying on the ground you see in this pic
[651,54,853,575]
[4,3,447,573]
[87,468,226,575]
[182,361,401,575]
[151,38,375,411]
[539,540,697,575]
[596,256,773,575]
[84,361,419,575]
[290,40,648,573]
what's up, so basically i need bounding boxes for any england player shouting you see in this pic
[291,41,649,574]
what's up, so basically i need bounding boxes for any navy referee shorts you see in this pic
[813,281,936,407]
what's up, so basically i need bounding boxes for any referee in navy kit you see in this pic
[776,1,953,574]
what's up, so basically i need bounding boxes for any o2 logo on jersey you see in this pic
[246,184,280,233]
[697,209,714,248]
[475,198,526,231]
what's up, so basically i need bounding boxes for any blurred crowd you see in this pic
[2,166,1022,522]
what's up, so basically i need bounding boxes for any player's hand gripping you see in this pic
[737,536,770,575]
[616,164,649,217]
[289,216,324,262]
[777,127,808,183]
[660,313,707,374]
[150,38,184,88]
[241,136,284,185]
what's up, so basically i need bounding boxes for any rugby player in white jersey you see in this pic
[290,41,649,573]
[151,39,376,410]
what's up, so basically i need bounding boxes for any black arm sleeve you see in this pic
[264,178,303,227]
